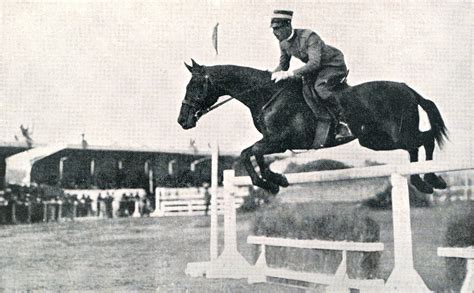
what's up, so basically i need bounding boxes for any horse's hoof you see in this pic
[423,173,447,190]
[266,182,280,195]
[275,174,289,187]
[410,175,434,194]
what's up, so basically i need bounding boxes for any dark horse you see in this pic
[178,59,448,194]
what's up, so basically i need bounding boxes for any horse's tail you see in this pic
[409,87,449,148]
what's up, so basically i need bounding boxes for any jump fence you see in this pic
[438,246,474,293]
[247,235,385,292]
[185,144,474,292]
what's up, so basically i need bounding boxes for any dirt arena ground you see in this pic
[0,200,471,292]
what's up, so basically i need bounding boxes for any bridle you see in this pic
[181,73,274,121]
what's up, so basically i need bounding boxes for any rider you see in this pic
[270,10,352,147]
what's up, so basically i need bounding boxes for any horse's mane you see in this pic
[202,63,302,96]
[207,64,272,81]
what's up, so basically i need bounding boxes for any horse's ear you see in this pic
[184,61,193,73]
[191,58,202,69]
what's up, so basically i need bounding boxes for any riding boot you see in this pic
[302,76,332,148]
[325,95,353,140]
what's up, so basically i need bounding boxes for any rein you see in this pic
[193,77,275,120]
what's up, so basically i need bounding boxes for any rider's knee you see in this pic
[314,82,332,100]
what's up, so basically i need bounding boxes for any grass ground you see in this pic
[0,200,472,292]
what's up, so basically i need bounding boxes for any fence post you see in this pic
[210,143,219,261]
[248,244,267,284]
[184,142,221,277]
[385,173,430,292]
[206,169,251,278]
[438,247,474,293]
[188,202,192,215]
[327,250,348,292]
[463,258,474,293]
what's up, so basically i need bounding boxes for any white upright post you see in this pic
[185,142,222,277]
[385,173,431,292]
[438,247,474,293]
[462,258,473,293]
[149,168,154,195]
[206,169,251,279]
[210,143,219,261]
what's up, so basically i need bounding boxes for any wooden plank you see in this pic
[265,267,384,289]
[229,160,474,187]
[248,236,384,252]
[266,267,334,285]
[438,247,474,258]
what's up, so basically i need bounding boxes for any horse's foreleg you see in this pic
[240,146,280,194]
[422,134,447,189]
[255,154,289,187]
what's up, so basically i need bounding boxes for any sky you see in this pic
[1,0,472,165]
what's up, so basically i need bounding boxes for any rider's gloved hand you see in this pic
[271,70,294,83]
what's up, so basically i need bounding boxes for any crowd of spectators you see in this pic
[0,184,153,225]
[117,192,152,217]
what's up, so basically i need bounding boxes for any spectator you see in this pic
[85,195,93,216]
[0,194,8,224]
[141,196,152,217]
[79,195,86,217]
[97,193,103,217]
[118,193,129,217]
[105,193,113,218]
[127,193,135,216]
[203,183,211,216]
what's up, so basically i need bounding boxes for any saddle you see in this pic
[302,70,350,149]
[261,70,351,149]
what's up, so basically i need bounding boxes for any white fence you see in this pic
[432,181,473,204]
[151,187,248,217]
[185,151,474,292]
[247,235,385,292]
[438,246,474,293]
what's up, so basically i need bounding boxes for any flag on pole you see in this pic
[212,23,219,55]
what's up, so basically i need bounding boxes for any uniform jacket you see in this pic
[275,28,346,78]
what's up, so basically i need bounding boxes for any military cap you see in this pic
[271,10,293,28]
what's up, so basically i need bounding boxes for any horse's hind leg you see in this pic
[421,133,447,189]
[255,154,289,188]
[408,148,434,193]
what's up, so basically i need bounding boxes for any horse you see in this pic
[178,59,448,194]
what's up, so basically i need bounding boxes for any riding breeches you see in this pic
[301,65,347,121]
[313,65,348,100]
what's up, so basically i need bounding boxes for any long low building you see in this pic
[0,142,238,191]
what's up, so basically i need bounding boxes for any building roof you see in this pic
[0,141,238,157]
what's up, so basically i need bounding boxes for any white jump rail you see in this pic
[185,144,473,292]
[247,235,385,292]
[438,246,474,293]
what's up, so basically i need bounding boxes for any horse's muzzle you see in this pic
[177,113,197,130]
